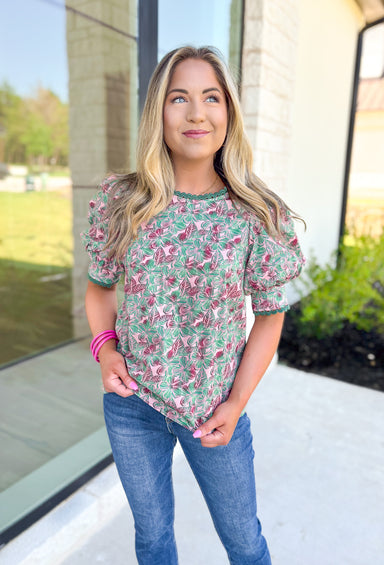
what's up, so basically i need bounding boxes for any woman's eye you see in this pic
[172,96,186,103]
[206,95,219,103]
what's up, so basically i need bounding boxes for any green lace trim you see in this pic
[173,187,228,200]
[88,274,114,288]
[254,305,290,316]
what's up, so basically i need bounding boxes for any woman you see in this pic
[82,45,305,565]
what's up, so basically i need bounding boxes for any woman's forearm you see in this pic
[84,280,137,393]
[85,280,120,359]
[85,280,119,337]
[228,312,285,413]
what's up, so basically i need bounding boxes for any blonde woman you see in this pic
[82,46,305,565]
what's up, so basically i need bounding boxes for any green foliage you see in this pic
[0,80,69,166]
[21,112,54,159]
[0,82,26,163]
[294,231,384,339]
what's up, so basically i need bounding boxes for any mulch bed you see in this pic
[278,304,384,392]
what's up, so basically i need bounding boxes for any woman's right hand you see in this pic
[85,281,137,396]
[98,346,138,397]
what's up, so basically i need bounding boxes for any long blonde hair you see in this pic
[105,45,303,259]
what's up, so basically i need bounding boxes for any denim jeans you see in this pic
[103,393,272,565]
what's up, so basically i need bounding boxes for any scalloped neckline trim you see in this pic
[173,187,228,200]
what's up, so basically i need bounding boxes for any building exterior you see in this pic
[347,75,384,235]
[0,0,383,545]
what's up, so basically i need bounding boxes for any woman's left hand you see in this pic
[193,400,243,448]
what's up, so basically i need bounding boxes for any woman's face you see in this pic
[163,58,228,166]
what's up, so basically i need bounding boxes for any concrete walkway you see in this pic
[1,364,384,565]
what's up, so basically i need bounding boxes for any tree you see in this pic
[0,81,69,167]
[0,81,27,163]
[20,111,53,166]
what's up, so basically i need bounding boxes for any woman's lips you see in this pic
[183,130,210,139]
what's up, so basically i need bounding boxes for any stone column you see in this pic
[66,0,138,337]
[241,0,299,196]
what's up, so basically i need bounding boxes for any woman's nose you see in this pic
[187,101,205,122]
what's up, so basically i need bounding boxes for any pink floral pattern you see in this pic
[82,176,305,430]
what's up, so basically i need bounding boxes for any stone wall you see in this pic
[241,0,299,196]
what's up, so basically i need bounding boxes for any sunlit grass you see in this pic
[0,191,73,365]
[0,191,73,267]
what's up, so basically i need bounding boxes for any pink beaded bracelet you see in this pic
[90,330,119,362]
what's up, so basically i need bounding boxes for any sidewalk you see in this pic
[1,364,383,565]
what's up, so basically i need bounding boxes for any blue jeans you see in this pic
[103,393,272,565]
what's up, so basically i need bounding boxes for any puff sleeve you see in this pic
[243,208,305,315]
[81,176,124,288]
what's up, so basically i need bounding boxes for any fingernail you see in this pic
[193,430,202,438]
[128,381,138,391]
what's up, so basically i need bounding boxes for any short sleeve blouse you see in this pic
[244,207,304,315]
[81,177,124,287]
[81,176,305,430]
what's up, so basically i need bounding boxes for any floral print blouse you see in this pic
[82,175,305,431]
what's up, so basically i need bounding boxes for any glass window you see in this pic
[346,23,384,238]
[158,0,243,73]
[0,0,244,543]
[0,0,138,542]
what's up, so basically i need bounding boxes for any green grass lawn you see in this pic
[0,191,73,365]
[0,191,73,266]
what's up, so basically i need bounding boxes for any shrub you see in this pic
[292,230,384,339]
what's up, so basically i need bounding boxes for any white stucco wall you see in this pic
[285,0,364,265]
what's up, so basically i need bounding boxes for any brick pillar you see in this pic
[66,0,138,337]
[241,0,299,196]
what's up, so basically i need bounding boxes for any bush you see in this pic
[293,230,384,339]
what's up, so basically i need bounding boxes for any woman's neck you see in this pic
[173,160,224,195]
